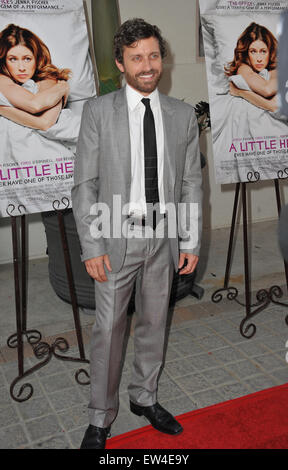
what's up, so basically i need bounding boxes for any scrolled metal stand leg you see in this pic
[239,180,288,337]
[212,180,288,340]
[239,182,256,338]
[239,184,278,338]
[11,216,24,377]
[8,214,51,402]
[212,183,241,304]
[239,184,266,339]
[55,210,90,385]
[21,215,27,333]
[10,342,53,403]
[9,215,31,402]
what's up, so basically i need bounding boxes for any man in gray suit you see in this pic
[72,18,202,449]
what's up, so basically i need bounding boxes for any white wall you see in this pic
[0,0,286,263]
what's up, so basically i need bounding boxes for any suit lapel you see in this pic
[159,93,177,199]
[113,87,131,203]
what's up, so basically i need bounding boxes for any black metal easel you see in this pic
[211,179,288,339]
[6,201,90,403]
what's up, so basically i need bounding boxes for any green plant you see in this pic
[91,0,121,95]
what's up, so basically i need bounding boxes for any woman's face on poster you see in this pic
[5,44,36,84]
[248,39,270,73]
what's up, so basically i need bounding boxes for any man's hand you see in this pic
[178,253,199,275]
[84,255,112,282]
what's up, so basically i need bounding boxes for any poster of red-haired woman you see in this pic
[200,0,288,184]
[0,0,96,217]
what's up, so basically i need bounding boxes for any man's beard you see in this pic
[124,69,162,94]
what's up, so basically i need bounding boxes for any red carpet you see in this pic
[106,385,288,449]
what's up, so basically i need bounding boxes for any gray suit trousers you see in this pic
[88,221,174,428]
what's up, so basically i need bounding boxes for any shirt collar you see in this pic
[126,84,159,111]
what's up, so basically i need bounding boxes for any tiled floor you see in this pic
[0,220,287,449]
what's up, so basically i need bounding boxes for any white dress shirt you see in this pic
[126,84,165,217]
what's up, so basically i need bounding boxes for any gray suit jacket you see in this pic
[71,86,202,273]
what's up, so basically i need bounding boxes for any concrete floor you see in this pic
[0,219,287,449]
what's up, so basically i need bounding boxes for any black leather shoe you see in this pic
[130,401,183,435]
[80,424,111,449]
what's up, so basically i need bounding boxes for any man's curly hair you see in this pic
[114,18,167,64]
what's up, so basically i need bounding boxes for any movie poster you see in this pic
[0,0,96,217]
[200,0,288,184]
